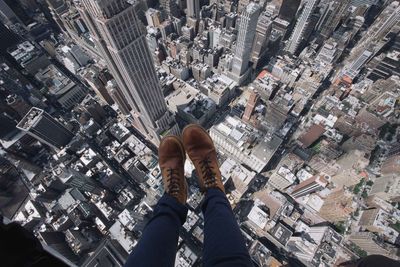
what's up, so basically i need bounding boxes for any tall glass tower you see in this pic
[78,0,177,143]
[186,0,200,19]
[285,0,319,55]
[230,2,261,85]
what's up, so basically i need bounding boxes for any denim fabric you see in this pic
[125,189,252,267]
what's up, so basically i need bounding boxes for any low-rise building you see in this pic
[370,174,400,202]
[220,158,256,204]
[210,116,282,173]
[35,64,87,109]
[268,166,296,191]
[175,244,198,267]
[8,41,50,75]
[349,232,392,257]
[359,208,391,233]
[199,74,236,106]
[109,221,137,253]
[290,175,329,198]
[177,94,216,126]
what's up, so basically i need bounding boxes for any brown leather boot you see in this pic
[182,125,225,193]
[158,135,187,204]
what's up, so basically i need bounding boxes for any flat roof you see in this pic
[16,107,44,131]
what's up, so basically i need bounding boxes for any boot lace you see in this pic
[166,168,180,196]
[200,156,216,188]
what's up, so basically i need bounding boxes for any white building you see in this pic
[268,166,296,191]
[209,116,282,173]
[229,2,261,85]
[285,0,319,54]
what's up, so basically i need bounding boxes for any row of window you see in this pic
[211,131,266,172]
[107,10,141,50]
[59,86,87,109]
[120,39,166,122]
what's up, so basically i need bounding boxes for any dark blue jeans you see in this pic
[125,188,253,267]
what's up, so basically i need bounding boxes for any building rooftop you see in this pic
[82,238,128,267]
[246,2,261,14]
[249,240,272,266]
[201,74,236,95]
[109,221,136,253]
[248,204,268,229]
[220,158,256,185]
[175,244,198,267]
[182,94,215,119]
[273,166,297,183]
[58,188,86,210]
[35,65,77,96]
[269,222,293,246]
[213,116,282,164]
[8,41,43,66]
[16,107,44,131]
[166,82,198,112]
[109,123,130,142]
[254,190,294,219]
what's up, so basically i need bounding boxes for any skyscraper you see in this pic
[106,80,131,116]
[285,0,319,55]
[6,94,32,118]
[16,107,73,150]
[1,0,32,25]
[316,0,350,39]
[53,166,103,195]
[0,21,20,51]
[230,2,261,85]
[341,1,400,81]
[186,0,200,19]
[250,11,273,69]
[290,175,328,198]
[278,0,301,22]
[78,0,177,143]
[0,112,17,140]
[160,0,180,18]
[0,0,22,25]
[145,8,162,27]
[355,1,400,49]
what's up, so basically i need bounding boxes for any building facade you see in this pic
[230,2,261,85]
[285,0,319,55]
[16,107,73,150]
[78,0,177,143]
[291,175,328,198]
[186,0,200,19]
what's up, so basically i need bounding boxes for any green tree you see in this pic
[390,222,400,232]
[353,178,365,194]
[335,221,346,234]
[362,190,368,199]
[351,243,368,258]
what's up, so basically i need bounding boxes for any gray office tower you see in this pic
[78,0,177,143]
[278,0,300,22]
[230,2,261,85]
[187,0,200,19]
[251,11,273,69]
[316,0,350,39]
[16,107,73,150]
[285,0,319,55]
[160,0,180,18]
[53,166,103,195]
